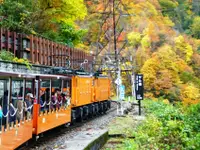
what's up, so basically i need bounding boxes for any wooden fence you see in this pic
[0,28,93,71]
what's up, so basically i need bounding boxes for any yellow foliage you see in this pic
[141,45,192,93]
[175,35,193,62]
[162,16,174,27]
[141,35,151,48]
[139,1,158,17]
[180,84,200,104]
[135,47,150,68]
[141,56,159,90]
[176,58,193,73]
[127,32,141,46]
[163,99,170,104]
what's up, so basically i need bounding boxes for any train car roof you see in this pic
[0,71,71,79]
[34,73,72,79]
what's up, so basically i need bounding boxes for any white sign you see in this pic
[115,78,122,85]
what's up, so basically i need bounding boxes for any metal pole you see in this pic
[7,77,12,127]
[131,73,135,101]
[113,0,117,61]
[49,79,52,110]
[138,100,141,116]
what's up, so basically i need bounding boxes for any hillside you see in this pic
[84,0,200,103]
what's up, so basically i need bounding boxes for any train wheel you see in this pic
[100,102,104,114]
[71,110,76,125]
[92,104,96,117]
[107,101,111,109]
[83,106,89,120]
[103,102,107,114]
[77,107,83,122]
[95,104,99,115]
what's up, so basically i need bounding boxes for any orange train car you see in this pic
[0,71,33,150]
[0,68,111,149]
[32,74,72,135]
[69,71,111,122]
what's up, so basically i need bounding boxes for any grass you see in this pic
[102,114,144,150]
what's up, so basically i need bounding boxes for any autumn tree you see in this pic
[0,0,87,47]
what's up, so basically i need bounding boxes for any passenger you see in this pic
[61,93,66,106]
[0,105,2,130]
[16,98,24,122]
[39,89,45,112]
[2,90,8,126]
[24,93,34,117]
[0,106,2,119]
[43,88,50,110]
[52,88,62,109]
[25,88,32,95]
[9,101,16,123]
[66,91,71,106]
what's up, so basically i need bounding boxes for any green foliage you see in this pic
[123,100,200,150]
[59,23,88,47]
[0,50,32,70]
[0,50,14,61]
[0,0,33,32]
[190,17,200,39]
[180,72,200,88]
[159,0,200,37]
[159,0,178,9]
[0,0,87,46]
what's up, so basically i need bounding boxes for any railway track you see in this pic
[18,102,117,150]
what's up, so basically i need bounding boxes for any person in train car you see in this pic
[0,106,2,118]
[41,88,50,110]
[62,90,70,107]
[51,88,62,109]
[2,90,8,125]
[24,93,34,117]
[0,105,2,129]
[61,93,67,107]
[39,89,45,112]
[9,101,16,123]
[16,97,24,122]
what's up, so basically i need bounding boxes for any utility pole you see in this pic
[113,0,123,115]
[113,0,117,62]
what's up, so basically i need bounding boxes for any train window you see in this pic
[41,80,50,88]
[52,79,61,89]
[40,80,62,89]
[41,80,61,89]
[62,80,71,96]
[26,80,33,94]
[12,80,23,97]
[63,80,70,88]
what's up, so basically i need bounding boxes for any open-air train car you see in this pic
[0,71,72,149]
[0,71,33,150]
[0,69,111,150]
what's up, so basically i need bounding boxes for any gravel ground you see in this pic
[19,102,118,150]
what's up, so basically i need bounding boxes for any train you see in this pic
[0,67,111,150]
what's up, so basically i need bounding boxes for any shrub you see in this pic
[0,50,14,61]
[0,50,32,70]
[123,100,200,150]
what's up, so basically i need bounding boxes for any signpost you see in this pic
[135,74,144,115]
